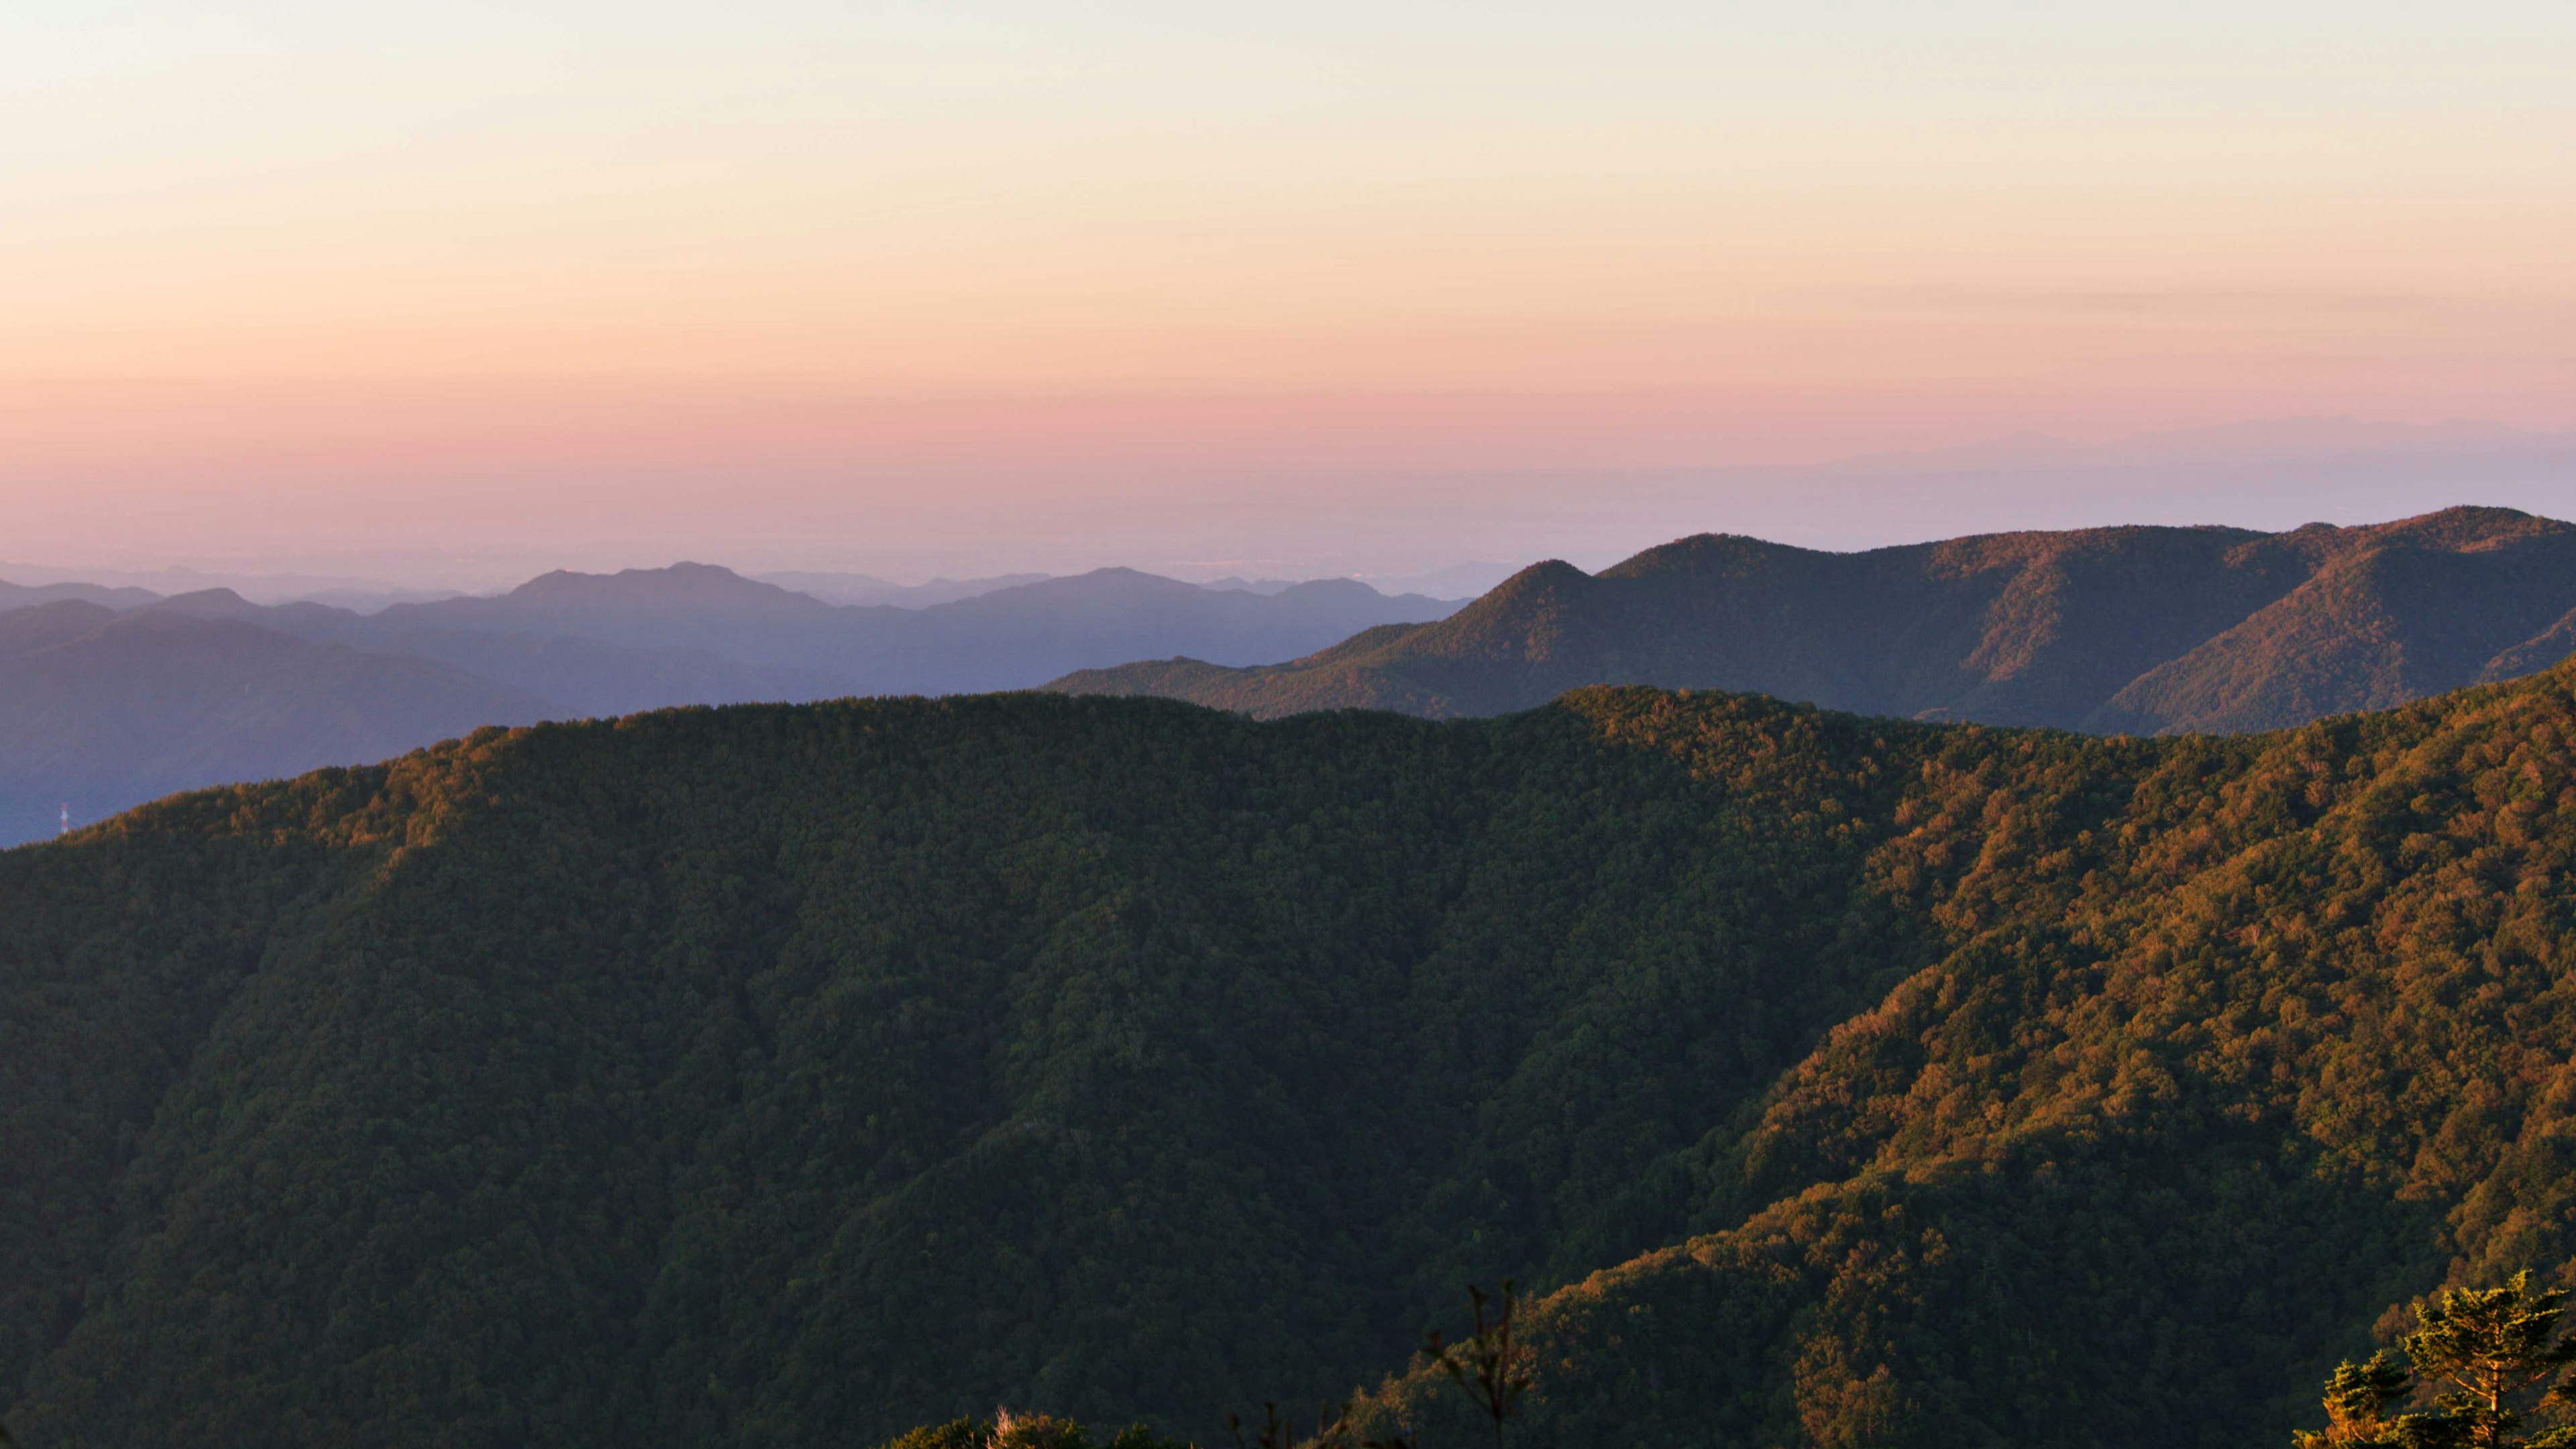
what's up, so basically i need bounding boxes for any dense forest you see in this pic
[1050,506,2576,733]
[7,656,2576,1446]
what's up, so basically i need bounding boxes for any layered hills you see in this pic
[16,506,2573,847]
[156,564,1462,701]
[751,571,1053,607]
[8,661,2576,1446]
[0,580,162,613]
[0,566,1458,845]
[1050,506,2576,732]
[0,602,553,847]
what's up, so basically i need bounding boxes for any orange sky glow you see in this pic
[4,3,2571,581]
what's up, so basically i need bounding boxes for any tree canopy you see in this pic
[5,659,2576,1446]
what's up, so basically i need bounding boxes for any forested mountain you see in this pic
[1049,506,2576,731]
[9,661,2576,1447]
[16,508,2571,849]
[0,567,1458,845]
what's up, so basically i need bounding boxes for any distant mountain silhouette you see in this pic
[868,570,1464,690]
[130,564,1462,705]
[0,566,1458,845]
[337,564,1464,694]
[145,584,840,716]
[1049,506,2576,731]
[0,578,160,612]
[753,570,1050,606]
[0,600,549,845]
[396,561,844,641]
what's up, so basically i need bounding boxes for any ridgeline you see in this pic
[6,660,2576,1446]
[1049,506,2576,732]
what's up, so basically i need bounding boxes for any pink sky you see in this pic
[4,5,2571,582]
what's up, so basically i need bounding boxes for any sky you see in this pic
[3,2,2571,585]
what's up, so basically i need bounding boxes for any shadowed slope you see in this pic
[1349,657,2576,1448]
[12,663,2576,1447]
[1,692,1923,1446]
[2094,510,2576,731]
[1051,508,2576,733]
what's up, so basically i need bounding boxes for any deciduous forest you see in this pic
[8,659,2576,1446]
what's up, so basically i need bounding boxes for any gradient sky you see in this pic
[4,2,2572,583]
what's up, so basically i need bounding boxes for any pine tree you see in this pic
[2401,1273,2576,1448]
[2303,1275,2576,1449]
[2296,1352,2418,1448]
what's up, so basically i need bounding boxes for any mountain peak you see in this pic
[1600,533,1805,581]
[2352,504,2557,552]
[0,598,119,659]
[515,561,761,597]
[497,562,837,619]
[148,588,261,618]
[1482,559,1591,596]
[1059,509,2576,727]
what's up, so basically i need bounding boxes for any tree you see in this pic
[2401,1273,2576,1448]
[2295,1352,2420,1448]
[2302,1275,2576,1449]
[875,1412,1194,1449]
[1421,1283,1534,1449]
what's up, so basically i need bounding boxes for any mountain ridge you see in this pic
[0,580,161,613]
[0,566,1460,845]
[0,600,555,844]
[1049,506,2576,732]
[8,661,2576,1446]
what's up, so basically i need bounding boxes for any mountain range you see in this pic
[7,661,2576,1447]
[17,506,2576,849]
[0,580,163,613]
[751,572,1053,608]
[0,602,552,847]
[0,566,1460,845]
[1051,506,2576,732]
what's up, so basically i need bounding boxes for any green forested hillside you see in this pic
[1048,507,2576,733]
[6,665,2576,1447]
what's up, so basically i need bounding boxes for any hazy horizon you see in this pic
[4,414,2570,596]
[9,5,2572,591]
